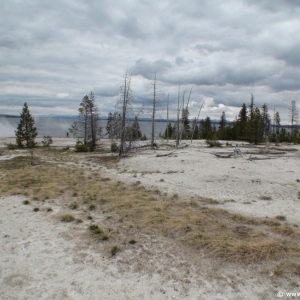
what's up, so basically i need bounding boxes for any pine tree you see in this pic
[249,94,255,122]
[15,102,38,147]
[199,117,212,139]
[132,116,142,140]
[237,103,247,137]
[164,123,174,139]
[218,111,226,139]
[261,103,271,141]
[69,92,101,150]
[106,112,114,138]
[181,107,191,139]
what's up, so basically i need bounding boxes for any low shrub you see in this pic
[111,245,121,256]
[42,135,53,147]
[7,143,18,150]
[75,141,89,152]
[61,214,75,222]
[111,141,118,153]
[206,140,222,147]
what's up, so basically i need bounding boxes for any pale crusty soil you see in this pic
[0,138,299,299]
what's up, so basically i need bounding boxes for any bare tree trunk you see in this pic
[176,86,180,148]
[151,72,156,148]
[180,87,192,143]
[167,94,169,143]
[191,100,205,143]
[119,74,127,156]
[29,149,34,165]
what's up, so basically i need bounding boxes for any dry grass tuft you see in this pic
[275,215,286,221]
[61,214,75,222]
[273,261,300,277]
[259,195,272,200]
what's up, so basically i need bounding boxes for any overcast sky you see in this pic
[1,0,300,123]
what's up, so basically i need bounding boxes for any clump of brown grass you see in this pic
[61,214,75,222]
[111,245,121,256]
[273,225,295,236]
[275,215,286,221]
[89,224,109,240]
[259,195,272,200]
[273,261,300,277]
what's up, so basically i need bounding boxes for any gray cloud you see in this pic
[0,0,299,123]
[130,58,173,79]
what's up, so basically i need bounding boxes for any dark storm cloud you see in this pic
[0,0,299,122]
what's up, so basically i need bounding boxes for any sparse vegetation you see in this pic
[275,215,286,221]
[111,245,121,256]
[69,202,78,210]
[0,152,299,265]
[41,135,53,147]
[33,207,39,212]
[89,204,96,211]
[23,200,30,205]
[129,239,136,244]
[7,143,18,150]
[61,214,75,222]
[206,140,222,147]
[259,195,272,200]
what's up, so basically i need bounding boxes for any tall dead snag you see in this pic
[167,94,169,143]
[191,100,205,143]
[289,100,299,133]
[150,72,164,149]
[180,87,193,143]
[176,86,180,148]
[119,71,131,156]
[115,71,141,156]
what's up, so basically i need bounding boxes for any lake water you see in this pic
[0,117,171,139]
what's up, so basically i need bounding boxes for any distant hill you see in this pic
[0,114,19,118]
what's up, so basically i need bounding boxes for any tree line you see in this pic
[14,89,299,152]
[162,95,300,144]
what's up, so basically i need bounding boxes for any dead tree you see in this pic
[167,94,169,143]
[180,87,193,143]
[150,72,164,149]
[191,100,205,143]
[118,71,132,156]
[289,100,299,133]
[176,86,180,148]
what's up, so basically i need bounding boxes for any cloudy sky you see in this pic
[1,0,300,123]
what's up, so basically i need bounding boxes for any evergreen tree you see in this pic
[15,102,38,147]
[275,111,281,137]
[181,107,191,139]
[261,103,271,140]
[132,116,142,140]
[236,103,247,137]
[106,112,114,138]
[164,123,174,139]
[69,92,101,150]
[249,108,264,144]
[249,94,255,122]
[199,117,212,139]
[218,111,226,139]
